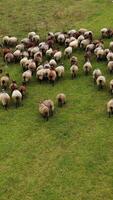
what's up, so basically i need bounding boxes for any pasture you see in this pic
[0,0,113,199]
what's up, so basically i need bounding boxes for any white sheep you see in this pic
[80,39,90,49]
[107,99,113,117]
[12,89,22,107]
[5,52,14,63]
[109,41,113,52]
[0,91,10,109]
[46,48,53,58]
[70,65,79,78]
[56,66,64,78]
[56,93,66,107]
[108,61,113,73]
[109,80,113,94]
[107,52,113,62]
[57,33,65,44]
[16,44,25,51]
[49,59,57,67]
[39,102,49,120]
[64,46,72,58]
[0,74,10,89]
[83,61,92,75]
[13,50,22,62]
[93,69,102,82]
[69,39,78,49]
[96,75,106,89]
[28,32,36,40]
[54,51,62,61]
[22,70,32,82]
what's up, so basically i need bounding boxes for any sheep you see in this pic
[0,73,10,89]
[109,41,113,52]
[28,60,36,73]
[65,38,70,47]
[96,75,106,89]
[16,43,25,51]
[57,33,65,44]
[70,56,78,65]
[13,50,22,62]
[107,52,113,62]
[86,43,95,52]
[70,65,79,78]
[22,70,32,82]
[30,47,40,57]
[21,51,29,58]
[64,46,72,58]
[2,36,10,46]
[54,51,62,61]
[69,39,78,49]
[48,69,57,86]
[19,82,26,99]
[56,93,66,107]
[83,61,92,75]
[0,90,10,109]
[84,51,92,62]
[84,31,93,41]
[93,69,102,83]
[43,99,54,116]
[109,80,113,95]
[9,37,18,47]
[46,48,53,58]
[4,52,14,63]
[36,65,44,71]
[49,59,57,67]
[78,35,85,46]
[101,28,113,38]
[108,61,113,73]
[39,102,50,120]
[68,29,76,37]
[20,57,28,71]
[79,28,87,35]
[39,42,49,54]
[28,32,36,40]
[56,66,64,78]
[96,49,105,61]
[107,99,113,117]
[80,39,90,49]
[36,69,48,83]
[32,34,40,44]
[9,80,18,92]
[12,89,22,107]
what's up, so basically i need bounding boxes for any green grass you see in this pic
[1,0,113,199]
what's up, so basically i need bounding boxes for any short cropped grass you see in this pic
[0,0,113,199]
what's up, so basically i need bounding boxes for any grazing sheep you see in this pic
[96,49,105,61]
[107,99,113,117]
[101,28,113,38]
[84,51,92,62]
[3,36,10,46]
[54,51,62,61]
[28,32,36,40]
[56,66,64,78]
[86,43,95,52]
[22,70,32,82]
[64,46,72,58]
[84,31,93,41]
[56,93,66,107]
[0,90,10,109]
[109,80,113,95]
[20,57,28,71]
[8,37,18,47]
[93,69,102,82]
[78,35,85,46]
[68,29,76,37]
[48,69,57,86]
[16,43,25,51]
[36,65,44,71]
[36,69,45,82]
[21,51,29,58]
[12,89,22,107]
[96,75,106,89]
[83,61,92,75]
[32,34,40,44]
[5,52,14,63]
[70,65,79,78]
[108,61,113,73]
[57,33,65,44]
[80,39,90,49]
[46,48,53,58]
[79,28,87,35]
[28,60,36,73]
[0,73,10,89]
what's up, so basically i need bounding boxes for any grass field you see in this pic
[0,0,113,199]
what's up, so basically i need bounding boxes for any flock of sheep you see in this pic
[0,27,113,119]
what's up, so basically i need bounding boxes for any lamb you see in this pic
[54,51,62,61]
[22,70,32,82]
[64,46,72,58]
[70,65,79,78]
[107,99,113,117]
[56,93,66,107]
[0,90,10,109]
[5,52,14,63]
[83,61,92,75]
[109,80,113,95]
[0,73,10,89]
[56,66,64,78]
[96,75,106,89]
[12,89,22,107]
[107,61,113,73]
[92,69,102,82]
